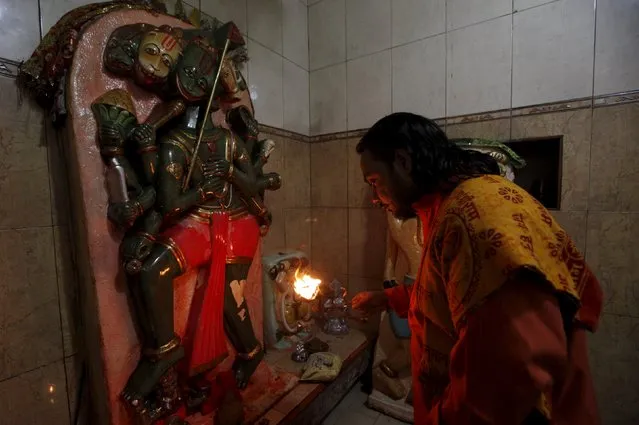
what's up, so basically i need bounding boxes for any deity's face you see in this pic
[104,24,151,75]
[134,27,183,87]
[175,39,218,102]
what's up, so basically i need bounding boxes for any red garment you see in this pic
[384,178,602,424]
[161,213,260,374]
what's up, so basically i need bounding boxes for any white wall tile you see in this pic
[346,0,391,59]
[283,60,310,134]
[446,0,512,31]
[392,35,446,118]
[514,0,557,12]
[40,0,96,36]
[201,0,248,35]
[310,63,347,134]
[594,0,639,96]
[283,0,309,69]
[248,40,284,128]
[447,15,512,116]
[391,0,446,47]
[309,0,346,70]
[347,50,391,130]
[248,0,283,53]
[0,0,40,61]
[513,0,595,107]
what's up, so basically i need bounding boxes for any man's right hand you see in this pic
[351,291,388,314]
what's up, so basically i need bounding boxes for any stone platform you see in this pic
[187,328,373,425]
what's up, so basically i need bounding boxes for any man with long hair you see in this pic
[352,113,602,424]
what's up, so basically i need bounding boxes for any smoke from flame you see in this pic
[293,271,321,300]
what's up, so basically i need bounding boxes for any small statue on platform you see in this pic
[319,280,350,335]
[91,19,282,423]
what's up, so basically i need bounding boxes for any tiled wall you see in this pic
[0,1,309,424]
[259,129,312,256]
[308,0,639,134]
[0,0,310,135]
[0,76,80,423]
[309,102,639,424]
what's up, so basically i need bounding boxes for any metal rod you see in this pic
[182,37,231,192]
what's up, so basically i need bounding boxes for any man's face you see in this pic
[360,149,418,220]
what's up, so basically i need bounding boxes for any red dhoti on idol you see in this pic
[160,210,261,376]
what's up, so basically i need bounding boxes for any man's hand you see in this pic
[351,291,388,314]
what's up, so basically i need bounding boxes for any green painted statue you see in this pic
[91,20,281,423]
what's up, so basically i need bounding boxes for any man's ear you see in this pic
[394,149,412,175]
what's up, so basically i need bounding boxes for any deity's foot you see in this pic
[122,340,185,409]
[232,344,264,390]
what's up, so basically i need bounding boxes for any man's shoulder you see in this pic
[439,175,538,227]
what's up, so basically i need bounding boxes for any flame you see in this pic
[293,271,321,301]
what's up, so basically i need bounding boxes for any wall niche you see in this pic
[505,137,562,210]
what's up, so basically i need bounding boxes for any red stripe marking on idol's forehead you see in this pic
[161,33,177,51]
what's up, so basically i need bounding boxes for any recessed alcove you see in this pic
[505,137,563,210]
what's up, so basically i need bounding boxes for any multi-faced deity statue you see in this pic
[94,18,282,424]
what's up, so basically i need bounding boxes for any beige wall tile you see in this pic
[311,140,348,207]
[284,208,312,253]
[551,211,587,253]
[0,108,51,229]
[0,77,39,125]
[0,360,70,425]
[588,313,639,425]
[311,208,348,283]
[347,138,374,208]
[348,208,387,279]
[0,227,62,380]
[47,125,70,226]
[586,213,639,317]
[590,103,639,212]
[54,226,79,357]
[512,109,591,211]
[263,207,286,255]
[282,139,311,208]
[446,118,511,141]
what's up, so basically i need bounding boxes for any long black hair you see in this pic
[356,112,500,194]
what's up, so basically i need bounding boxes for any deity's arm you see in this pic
[156,144,207,218]
[131,99,186,185]
[383,229,399,283]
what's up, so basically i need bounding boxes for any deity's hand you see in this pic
[121,234,155,274]
[201,176,226,200]
[351,291,388,315]
[259,139,276,161]
[131,123,156,148]
[202,159,231,179]
[262,173,282,191]
[107,200,142,228]
[258,211,272,236]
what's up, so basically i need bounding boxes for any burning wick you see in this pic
[293,272,321,301]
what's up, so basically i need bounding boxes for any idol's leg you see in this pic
[223,263,264,389]
[122,244,184,404]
